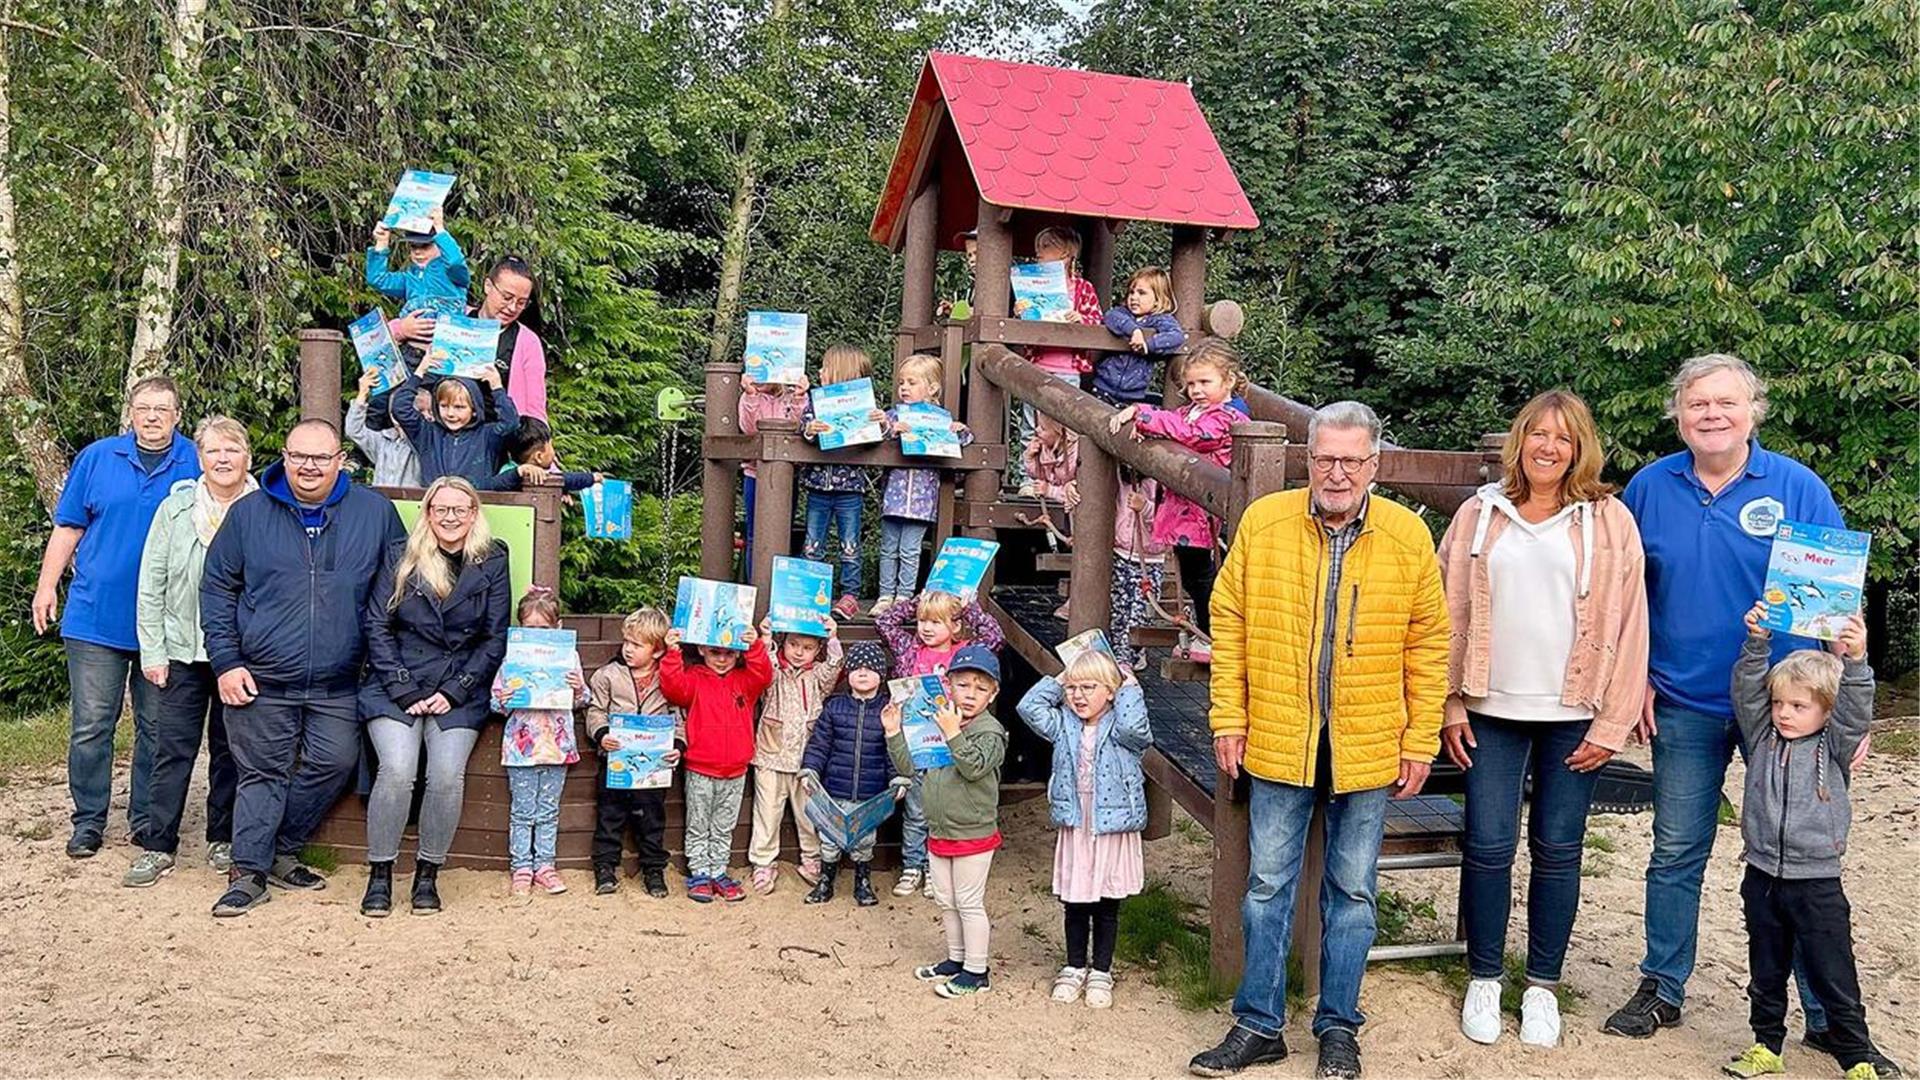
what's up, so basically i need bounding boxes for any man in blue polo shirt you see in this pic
[33,376,201,859]
[1604,353,1882,1068]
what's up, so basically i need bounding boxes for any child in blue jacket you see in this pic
[476,417,601,493]
[1093,266,1186,406]
[1016,647,1151,1010]
[391,369,518,486]
[366,208,471,326]
[799,641,904,906]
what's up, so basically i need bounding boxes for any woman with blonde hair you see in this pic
[1437,389,1649,1048]
[358,476,512,915]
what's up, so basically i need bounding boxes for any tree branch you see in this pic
[242,23,422,51]
[0,17,153,121]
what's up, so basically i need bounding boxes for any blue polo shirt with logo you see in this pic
[1622,438,1843,720]
[53,432,201,651]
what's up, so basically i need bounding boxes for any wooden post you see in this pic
[749,418,799,616]
[1066,438,1115,635]
[1480,431,1507,485]
[1167,226,1208,404]
[963,198,1012,555]
[896,175,941,364]
[1210,419,1291,985]
[1085,218,1115,308]
[933,322,968,551]
[700,362,744,581]
[297,329,343,429]
[529,486,564,593]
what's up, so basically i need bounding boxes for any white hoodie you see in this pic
[1465,483,1595,722]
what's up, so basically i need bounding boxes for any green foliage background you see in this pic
[2,0,1913,715]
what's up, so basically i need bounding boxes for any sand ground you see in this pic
[0,738,1912,1078]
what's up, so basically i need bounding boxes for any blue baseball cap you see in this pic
[947,644,1000,683]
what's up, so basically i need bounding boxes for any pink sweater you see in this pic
[738,387,809,479]
[505,322,548,422]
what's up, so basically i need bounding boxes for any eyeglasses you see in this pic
[428,504,476,520]
[1309,453,1378,476]
[1063,682,1108,696]
[282,450,341,468]
[130,404,177,417]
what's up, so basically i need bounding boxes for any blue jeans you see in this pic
[1644,701,1824,1027]
[132,661,236,854]
[878,516,930,599]
[803,490,863,597]
[66,640,160,839]
[900,769,928,871]
[1460,713,1598,984]
[224,694,361,874]
[1233,773,1390,1039]
[507,764,567,871]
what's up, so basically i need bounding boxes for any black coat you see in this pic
[358,539,512,730]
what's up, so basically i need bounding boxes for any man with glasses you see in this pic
[34,376,202,859]
[198,418,404,916]
[1190,401,1449,1080]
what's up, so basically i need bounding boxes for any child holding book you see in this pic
[1094,266,1187,407]
[800,344,882,618]
[887,644,1008,998]
[490,587,588,896]
[875,590,1006,897]
[367,207,470,331]
[477,417,601,493]
[1011,226,1102,489]
[748,615,845,894]
[876,353,972,615]
[391,367,520,486]
[1110,471,1169,671]
[1723,605,1897,1080]
[738,372,809,580]
[800,641,901,906]
[1017,648,1151,1009]
[586,607,683,898]
[1109,340,1248,662]
[660,623,773,903]
[347,368,424,488]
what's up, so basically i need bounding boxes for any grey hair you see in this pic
[1667,352,1768,424]
[194,415,251,458]
[1308,400,1382,454]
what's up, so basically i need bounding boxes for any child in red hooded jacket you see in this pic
[660,625,773,903]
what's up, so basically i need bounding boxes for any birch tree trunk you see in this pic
[0,18,73,511]
[704,0,790,367]
[124,0,209,389]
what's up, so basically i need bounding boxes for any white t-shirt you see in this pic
[1467,505,1594,722]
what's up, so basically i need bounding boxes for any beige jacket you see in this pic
[585,659,683,750]
[1437,485,1649,750]
[752,639,845,772]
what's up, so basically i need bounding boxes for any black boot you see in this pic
[852,862,877,907]
[410,859,442,915]
[361,861,394,917]
[804,860,839,904]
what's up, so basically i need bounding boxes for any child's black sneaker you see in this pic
[642,867,669,898]
[914,958,964,982]
[934,968,990,998]
[594,863,619,895]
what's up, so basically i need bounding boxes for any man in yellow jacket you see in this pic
[1189,401,1449,1080]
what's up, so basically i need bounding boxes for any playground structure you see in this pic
[297,54,1511,987]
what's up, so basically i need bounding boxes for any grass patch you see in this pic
[1583,831,1618,854]
[0,709,132,773]
[1718,797,1738,827]
[1376,889,1437,948]
[1117,882,1267,1011]
[1871,723,1918,760]
[14,820,54,841]
[1392,952,1582,1014]
[299,843,340,873]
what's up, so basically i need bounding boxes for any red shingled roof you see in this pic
[871,53,1259,250]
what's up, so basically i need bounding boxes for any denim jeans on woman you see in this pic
[66,640,161,839]
[507,764,567,872]
[1232,769,1390,1039]
[1459,711,1599,984]
[365,716,480,865]
[132,661,236,855]
[803,490,863,596]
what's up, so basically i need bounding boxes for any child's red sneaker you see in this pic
[832,594,861,620]
[713,875,748,902]
[686,875,716,903]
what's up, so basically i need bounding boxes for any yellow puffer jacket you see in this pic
[1209,489,1450,793]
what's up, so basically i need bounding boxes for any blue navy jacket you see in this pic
[199,463,406,699]
[391,374,519,486]
[1016,676,1152,834]
[358,539,512,730]
[474,465,596,494]
[1093,308,1186,403]
[801,690,897,802]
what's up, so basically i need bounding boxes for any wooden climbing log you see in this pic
[749,418,799,618]
[896,175,941,364]
[700,362,744,580]
[962,197,1012,567]
[1066,437,1116,637]
[1240,384,1483,514]
[1085,218,1116,307]
[298,329,344,430]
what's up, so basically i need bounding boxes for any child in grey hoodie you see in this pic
[1724,604,1896,1080]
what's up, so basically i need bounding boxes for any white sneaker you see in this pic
[892,868,923,898]
[1519,985,1561,1047]
[1461,977,1502,1044]
[1051,965,1087,1003]
[1084,969,1114,1009]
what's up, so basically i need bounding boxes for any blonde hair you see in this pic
[1500,390,1614,508]
[389,477,494,609]
[896,354,944,403]
[1178,338,1246,396]
[194,415,251,460]
[517,587,560,626]
[916,590,965,631]
[1061,648,1123,693]
[1033,225,1082,268]
[819,344,872,387]
[622,607,671,649]
[1768,650,1843,713]
[1126,266,1176,315]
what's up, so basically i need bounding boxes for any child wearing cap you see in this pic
[366,206,470,343]
[747,616,844,894]
[886,644,1008,998]
[799,640,904,906]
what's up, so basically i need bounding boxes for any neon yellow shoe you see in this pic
[1843,1064,1882,1080]
[1724,1045,1785,1078]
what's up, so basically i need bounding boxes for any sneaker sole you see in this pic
[410,906,442,916]
[1602,1014,1683,1039]
[124,866,175,888]
[212,891,271,918]
[267,874,327,892]
[934,984,989,998]
[595,885,618,895]
[362,905,392,918]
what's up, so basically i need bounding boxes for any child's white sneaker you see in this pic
[1051,965,1087,1003]
[1084,969,1114,1009]
[1461,977,1502,1044]
[1519,985,1561,1047]
[870,596,897,617]
[893,868,923,897]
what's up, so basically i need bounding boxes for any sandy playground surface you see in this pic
[0,737,1913,1078]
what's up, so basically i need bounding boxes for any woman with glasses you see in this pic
[357,476,512,915]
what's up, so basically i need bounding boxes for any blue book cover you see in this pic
[673,576,757,650]
[1761,520,1870,641]
[810,378,885,450]
[889,675,954,770]
[605,713,676,790]
[768,556,833,636]
[499,627,578,709]
[803,786,897,853]
[582,478,632,540]
[349,310,408,396]
[424,312,500,379]
[896,402,962,459]
[922,537,1000,602]
[381,170,456,233]
[744,311,808,386]
[1011,260,1072,322]
[1057,628,1116,669]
